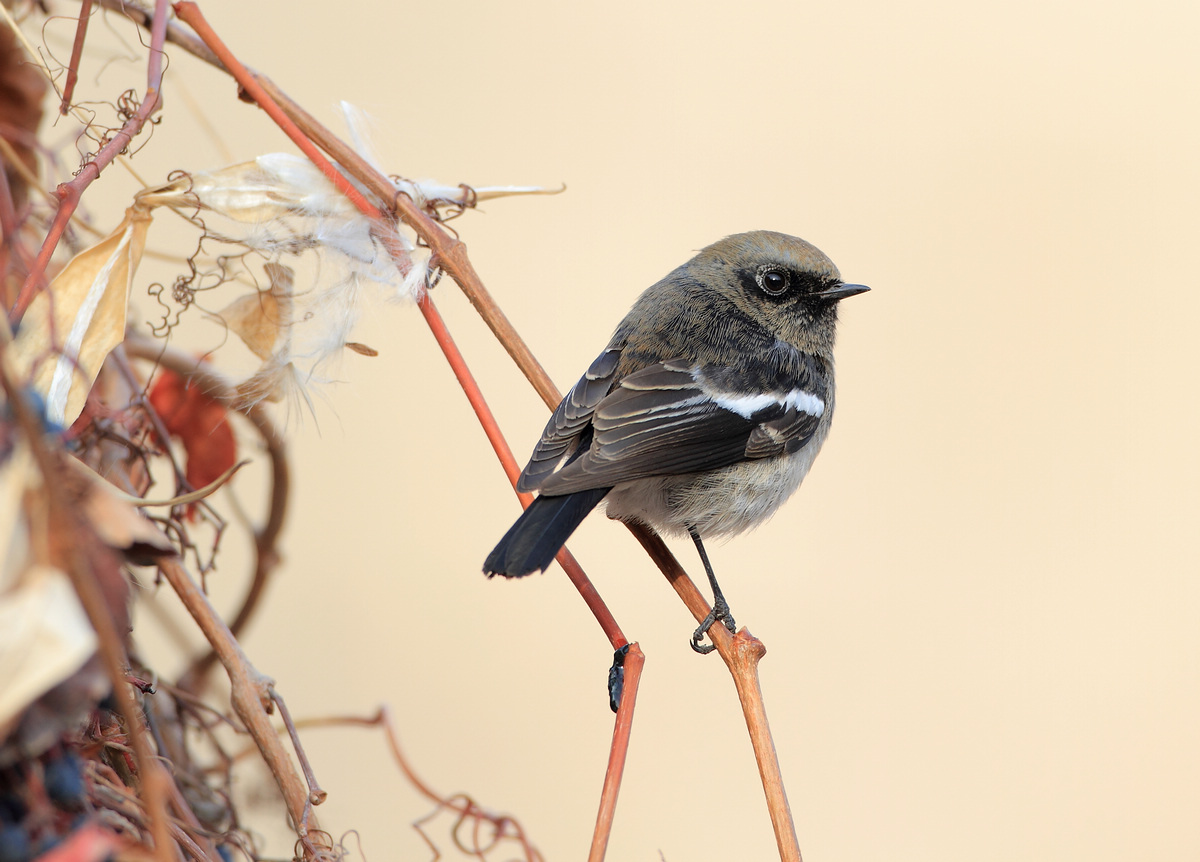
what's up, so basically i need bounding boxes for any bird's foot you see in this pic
[689,596,737,654]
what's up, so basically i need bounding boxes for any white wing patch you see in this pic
[708,388,825,419]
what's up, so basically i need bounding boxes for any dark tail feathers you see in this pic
[484,487,611,577]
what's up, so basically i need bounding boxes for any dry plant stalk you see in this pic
[0,1,803,860]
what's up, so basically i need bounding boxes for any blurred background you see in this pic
[38,0,1200,859]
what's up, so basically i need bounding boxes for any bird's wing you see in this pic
[534,358,827,495]
[516,346,622,492]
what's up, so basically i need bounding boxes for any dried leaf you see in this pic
[237,304,283,359]
[345,342,378,356]
[11,206,152,427]
[218,263,294,361]
[72,461,175,560]
[148,368,237,518]
[0,440,34,584]
[135,154,358,223]
[0,565,98,734]
[0,442,113,749]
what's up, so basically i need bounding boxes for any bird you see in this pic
[484,230,868,652]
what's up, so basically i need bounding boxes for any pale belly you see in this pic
[602,440,823,539]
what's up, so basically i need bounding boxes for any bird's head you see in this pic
[693,230,869,353]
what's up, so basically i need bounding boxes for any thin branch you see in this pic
[6,0,169,323]
[371,707,543,862]
[415,291,629,647]
[60,0,93,114]
[589,643,644,862]
[0,146,16,241]
[98,0,222,69]
[0,133,108,241]
[108,344,192,494]
[155,556,335,860]
[269,688,326,808]
[629,528,801,861]
[229,707,544,861]
[251,70,563,412]
[124,333,290,691]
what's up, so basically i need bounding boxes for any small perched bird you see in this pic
[484,231,867,652]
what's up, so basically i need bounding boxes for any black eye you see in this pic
[755,265,790,296]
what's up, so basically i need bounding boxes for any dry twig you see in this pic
[123,333,290,693]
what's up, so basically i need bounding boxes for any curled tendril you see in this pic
[436,182,478,223]
[115,88,141,123]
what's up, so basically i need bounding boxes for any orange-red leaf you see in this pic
[148,369,237,518]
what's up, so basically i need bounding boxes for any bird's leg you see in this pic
[687,525,737,654]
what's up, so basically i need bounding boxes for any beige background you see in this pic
[48,0,1200,859]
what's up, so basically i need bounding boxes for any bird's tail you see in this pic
[484,488,610,577]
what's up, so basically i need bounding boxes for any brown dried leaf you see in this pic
[131,171,199,212]
[345,342,378,356]
[218,263,295,361]
[0,564,98,734]
[71,460,175,560]
[11,206,152,426]
[0,442,95,734]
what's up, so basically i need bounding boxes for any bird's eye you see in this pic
[755,265,790,296]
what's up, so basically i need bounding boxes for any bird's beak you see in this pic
[815,282,870,301]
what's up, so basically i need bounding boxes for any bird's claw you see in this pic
[690,623,717,654]
[689,598,736,654]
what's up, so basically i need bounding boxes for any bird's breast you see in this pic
[602,428,826,539]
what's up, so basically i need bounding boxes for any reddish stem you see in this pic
[8,0,169,324]
[629,527,800,861]
[371,706,542,861]
[171,0,627,651]
[171,2,375,217]
[60,0,94,115]
[418,293,628,647]
[167,6,634,651]
[588,643,643,862]
[415,292,530,492]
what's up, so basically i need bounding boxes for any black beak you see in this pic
[815,282,870,301]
